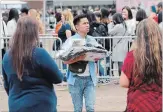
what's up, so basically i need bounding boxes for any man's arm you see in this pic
[2,66,9,95]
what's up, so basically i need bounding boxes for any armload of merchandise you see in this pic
[55,39,110,61]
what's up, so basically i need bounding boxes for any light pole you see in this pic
[53,0,55,11]
[43,0,46,33]
[0,0,2,73]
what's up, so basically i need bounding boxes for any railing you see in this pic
[0,35,136,86]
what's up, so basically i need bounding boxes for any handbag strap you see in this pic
[2,21,6,36]
[109,27,127,56]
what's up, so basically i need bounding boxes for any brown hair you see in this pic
[134,18,162,86]
[10,16,39,81]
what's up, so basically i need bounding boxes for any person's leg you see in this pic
[84,77,95,112]
[99,59,104,76]
[118,62,123,76]
[1,48,5,59]
[68,77,84,112]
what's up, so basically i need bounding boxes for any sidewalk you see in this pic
[0,83,128,112]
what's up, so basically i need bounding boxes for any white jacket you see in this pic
[1,21,8,49]
[7,19,17,36]
[125,19,136,36]
[159,22,163,31]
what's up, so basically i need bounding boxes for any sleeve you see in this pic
[2,66,9,95]
[88,37,102,47]
[61,37,73,50]
[121,51,134,81]
[65,23,71,30]
[107,22,114,31]
[7,21,14,36]
[36,48,63,84]
[108,24,119,36]
[2,21,8,36]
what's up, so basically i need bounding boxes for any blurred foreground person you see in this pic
[2,16,63,112]
[120,18,162,111]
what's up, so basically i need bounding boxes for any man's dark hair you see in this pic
[157,2,163,8]
[21,7,29,14]
[73,14,87,26]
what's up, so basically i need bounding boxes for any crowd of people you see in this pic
[0,1,162,112]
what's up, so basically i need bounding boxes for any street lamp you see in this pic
[0,0,2,73]
[43,0,46,34]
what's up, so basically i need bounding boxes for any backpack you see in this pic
[91,23,108,37]
[89,23,110,50]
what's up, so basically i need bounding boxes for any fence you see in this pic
[0,35,136,87]
[93,36,136,83]
[0,35,63,88]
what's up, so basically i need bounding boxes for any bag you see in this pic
[92,23,108,37]
[69,61,88,74]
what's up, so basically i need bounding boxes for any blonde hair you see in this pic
[134,18,162,86]
[62,9,76,32]
[29,9,44,34]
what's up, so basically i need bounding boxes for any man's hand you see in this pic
[63,54,86,64]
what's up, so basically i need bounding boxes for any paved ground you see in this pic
[0,83,128,112]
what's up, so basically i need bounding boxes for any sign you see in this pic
[116,0,162,12]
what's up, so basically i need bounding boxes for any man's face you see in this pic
[75,18,89,34]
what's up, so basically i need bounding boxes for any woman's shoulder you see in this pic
[125,51,134,61]
[114,24,124,29]
[2,51,11,65]
[7,19,16,24]
[33,47,47,55]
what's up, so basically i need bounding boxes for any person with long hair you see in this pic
[120,18,162,111]
[28,9,44,34]
[7,8,19,36]
[2,16,63,112]
[54,12,62,34]
[136,9,147,23]
[108,13,129,76]
[135,9,147,33]
[122,6,136,36]
[58,9,76,43]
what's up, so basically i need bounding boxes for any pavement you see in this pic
[0,83,128,112]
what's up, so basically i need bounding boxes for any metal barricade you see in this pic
[0,35,66,88]
[0,35,136,86]
[93,36,136,83]
[39,34,65,73]
[0,36,10,89]
[45,29,55,34]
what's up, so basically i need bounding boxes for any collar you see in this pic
[75,33,88,39]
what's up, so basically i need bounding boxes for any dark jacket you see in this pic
[88,21,108,37]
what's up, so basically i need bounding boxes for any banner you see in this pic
[116,0,162,12]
